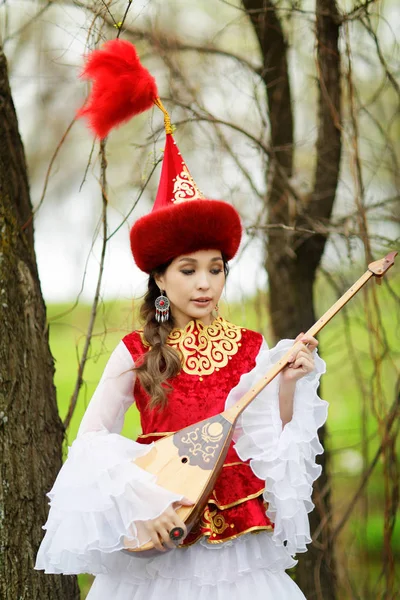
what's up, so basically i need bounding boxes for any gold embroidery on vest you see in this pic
[167,317,242,376]
[201,507,230,536]
[199,524,273,545]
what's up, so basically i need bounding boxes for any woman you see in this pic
[35,39,328,598]
[35,254,326,599]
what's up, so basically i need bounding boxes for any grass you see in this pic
[46,272,400,599]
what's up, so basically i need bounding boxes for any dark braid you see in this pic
[134,265,181,409]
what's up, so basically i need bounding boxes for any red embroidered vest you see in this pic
[123,317,274,546]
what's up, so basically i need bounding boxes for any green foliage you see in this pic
[48,300,142,446]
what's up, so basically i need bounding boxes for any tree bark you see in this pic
[242,1,341,598]
[0,46,80,599]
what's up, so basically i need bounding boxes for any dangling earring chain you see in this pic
[155,290,170,323]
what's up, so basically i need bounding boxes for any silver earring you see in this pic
[155,290,170,323]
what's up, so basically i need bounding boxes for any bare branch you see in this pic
[341,0,379,23]
[63,139,109,429]
[2,1,53,43]
[360,13,400,101]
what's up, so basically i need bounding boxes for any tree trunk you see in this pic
[242,1,341,598]
[294,3,341,595]
[0,46,80,599]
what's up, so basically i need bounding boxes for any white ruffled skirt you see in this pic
[85,534,306,600]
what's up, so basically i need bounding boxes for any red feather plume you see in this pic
[77,39,158,139]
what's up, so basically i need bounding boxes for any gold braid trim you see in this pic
[209,487,265,511]
[137,431,174,439]
[180,525,274,548]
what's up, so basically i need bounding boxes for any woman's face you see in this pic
[155,249,225,328]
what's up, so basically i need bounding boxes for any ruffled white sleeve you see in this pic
[35,341,184,575]
[225,338,328,556]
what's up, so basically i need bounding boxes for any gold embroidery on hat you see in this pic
[167,317,242,376]
[172,165,204,204]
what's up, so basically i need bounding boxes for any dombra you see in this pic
[123,252,397,558]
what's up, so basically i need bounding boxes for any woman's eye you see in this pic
[211,269,223,275]
[181,269,195,275]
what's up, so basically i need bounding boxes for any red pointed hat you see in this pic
[78,39,242,273]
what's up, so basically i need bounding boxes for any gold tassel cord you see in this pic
[154,98,173,135]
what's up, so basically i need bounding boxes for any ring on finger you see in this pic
[169,527,185,543]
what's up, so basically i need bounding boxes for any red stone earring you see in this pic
[155,290,170,323]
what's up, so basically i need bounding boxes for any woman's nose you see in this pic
[196,273,211,290]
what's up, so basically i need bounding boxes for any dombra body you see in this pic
[123,413,235,557]
[123,252,397,558]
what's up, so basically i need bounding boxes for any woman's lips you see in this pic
[191,298,212,306]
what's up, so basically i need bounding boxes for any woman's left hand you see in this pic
[281,333,318,383]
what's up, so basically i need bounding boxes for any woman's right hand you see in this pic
[143,497,194,551]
